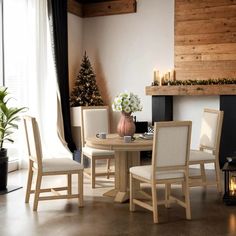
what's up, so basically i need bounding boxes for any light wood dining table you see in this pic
[86,133,153,203]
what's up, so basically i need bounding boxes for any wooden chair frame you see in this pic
[189,108,224,193]
[23,116,83,211]
[130,121,192,223]
[80,106,114,188]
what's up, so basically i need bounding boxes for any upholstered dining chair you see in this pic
[23,116,84,211]
[80,106,115,188]
[189,108,224,193]
[130,121,192,223]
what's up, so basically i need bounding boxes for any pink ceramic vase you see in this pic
[117,112,136,137]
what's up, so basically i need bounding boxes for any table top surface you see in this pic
[86,133,153,151]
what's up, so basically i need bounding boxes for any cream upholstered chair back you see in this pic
[81,106,110,147]
[23,116,43,168]
[152,121,192,170]
[199,108,224,151]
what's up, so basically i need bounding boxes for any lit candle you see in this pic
[168,70,171,80]
[159,72,162,86]
[156,70,160,84]
[153,70,157,82]
[164,72,168,81]
[170,69,176,81]
[230,176,236,195]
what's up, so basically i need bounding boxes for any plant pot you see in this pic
[0,148,8,190]
[117,112,136,137]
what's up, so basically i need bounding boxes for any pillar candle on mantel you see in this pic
[153,70,159,83]
[170,69,176,81]
[159,72,162,86]
[153,70,156,82]
[168,70,171,80]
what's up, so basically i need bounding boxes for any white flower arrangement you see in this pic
[112,92,142,114]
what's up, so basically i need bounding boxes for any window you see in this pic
[0,0,71,171]
[0,0,29,167]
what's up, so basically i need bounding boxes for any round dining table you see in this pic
[86,133,153,203]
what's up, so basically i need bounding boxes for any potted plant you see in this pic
[0,87,26,190]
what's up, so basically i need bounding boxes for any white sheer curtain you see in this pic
[3,0,72,168]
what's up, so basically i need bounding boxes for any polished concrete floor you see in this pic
[0,168,236,236]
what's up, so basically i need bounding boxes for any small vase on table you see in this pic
[117,112,136,137]
[112,91,142,138]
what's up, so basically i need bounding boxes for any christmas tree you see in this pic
[70,52,104,107]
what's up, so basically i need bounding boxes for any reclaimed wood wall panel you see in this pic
[175,0,236,80]
[176,70,236,81]
[175,32,236,46]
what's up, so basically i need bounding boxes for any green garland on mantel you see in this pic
[151,78,236,86]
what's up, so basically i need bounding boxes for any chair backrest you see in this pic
[80,106,110,147]
[199,108,224,153]
[152,121,192,174]
[23,116,43,169]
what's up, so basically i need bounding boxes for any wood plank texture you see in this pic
[175,70,236,80]
[175,18,236,35]
[68,0,83,17]
[176,5,236,21]
[175,32,236,46]
[68,0,136,17]
[145,85,236,96]
[175,0,236,81]
[83,0,136,17]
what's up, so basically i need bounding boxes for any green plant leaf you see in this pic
[0,86,27,149]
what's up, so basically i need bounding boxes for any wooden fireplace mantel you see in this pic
[145,84,236,96]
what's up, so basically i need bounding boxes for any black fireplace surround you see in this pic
[151,95,236,168]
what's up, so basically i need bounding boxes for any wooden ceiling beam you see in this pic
[68,0,137,18]
[82,0,136,17]
[68,0,83,17]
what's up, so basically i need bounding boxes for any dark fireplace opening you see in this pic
[151,95,236,169]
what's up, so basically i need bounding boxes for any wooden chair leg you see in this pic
[215,161,222,193]
[81,153,85,166]
[25,162,33,203]
[67,173,72,196]
[200,163,206,189]
[129,173,135,212]
[91,158,96,188]
[182,181,186,196]
[151,182,158,223]
[78,171,84,207]
[33,173,42,211]
[165,183,171,208]
[106,159,111,179]
[184,177,191,220]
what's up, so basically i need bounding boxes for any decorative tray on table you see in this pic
[139,132,154,140]
[227,157,236,165]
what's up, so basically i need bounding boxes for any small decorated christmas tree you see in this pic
[70,52,104,107]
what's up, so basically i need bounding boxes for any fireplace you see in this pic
[146,86,236,169]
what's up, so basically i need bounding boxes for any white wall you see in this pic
[68,0,219,148]
[82,0,175,131]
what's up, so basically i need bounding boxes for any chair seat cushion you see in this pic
[189,150,215,162]
[41,158,83,173]
[82,146,114,157]
[130,165,185,181]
